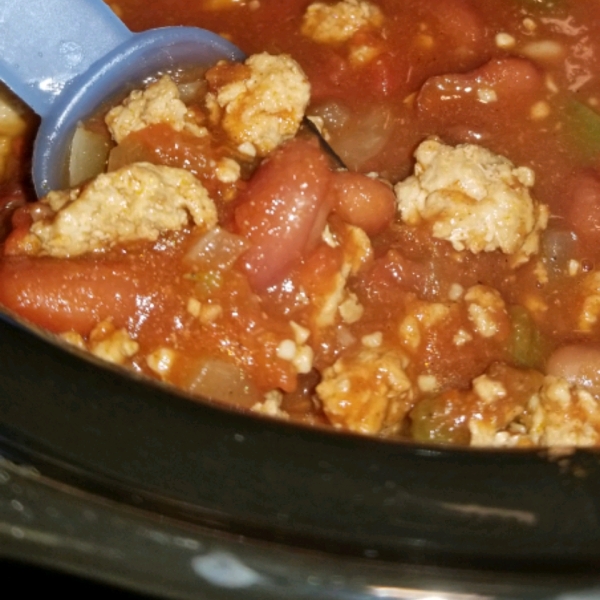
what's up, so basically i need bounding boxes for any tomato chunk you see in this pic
[565,170,600,249]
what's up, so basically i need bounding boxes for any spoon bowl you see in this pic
[0,0,244,196]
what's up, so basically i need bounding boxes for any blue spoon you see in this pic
[0,0,244,196]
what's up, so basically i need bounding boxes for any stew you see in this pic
[2,0,600,447]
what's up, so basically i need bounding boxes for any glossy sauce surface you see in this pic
[3,0,600,445]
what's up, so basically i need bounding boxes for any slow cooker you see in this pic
[2,310,600,598]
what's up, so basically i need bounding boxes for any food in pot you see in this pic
[2,0,600,447]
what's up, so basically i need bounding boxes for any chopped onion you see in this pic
[541,226,577,278]
[69,124,111,186]
[185,358,262,407]
[546,344,600,395]
[177,80,207,103]
[185,226,250,270]
[327,104,394,171]
[336,325,357,350]
[310,100,351,132]
[107,137,153,172]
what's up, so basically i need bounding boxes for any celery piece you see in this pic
[507,305,548,369]
[184,269,224,299]
[563,99,600,162]
[409,393,470,445]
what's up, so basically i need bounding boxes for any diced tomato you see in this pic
[295,240,344,301]
[428,0,488,57]
[108,124,241,203]
[364,51,408,98]
[304,52,352,103]
[205,61,251,90]
[564,169,600,250]
[357,249,427,307]
[234,138,333,290]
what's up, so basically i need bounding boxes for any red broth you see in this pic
[3,0,600,446]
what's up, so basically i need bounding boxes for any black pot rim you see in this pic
[2,308,600,577]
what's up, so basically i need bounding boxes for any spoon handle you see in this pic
[0,0,131,117]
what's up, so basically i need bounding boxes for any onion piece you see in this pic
[69,124,111,187]
[185,358,262,408]
[541,226,578,279]
[546,344,600,395]
[310,100,394,171]
[327,104,394,171]
[184,226,250,270]
[177,80,206,103]
[310,100,350,132]
[107,135,154,172]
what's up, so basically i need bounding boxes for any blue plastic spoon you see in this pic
[0,0,244,196]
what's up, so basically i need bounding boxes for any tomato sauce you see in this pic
[3,0,600,446]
